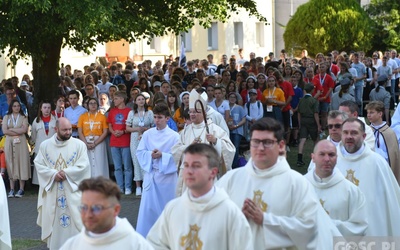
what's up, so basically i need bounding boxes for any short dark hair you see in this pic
[79,177,121,201]
[339,100,359,114]
[250,117,285,142]
[183,143,219,170]
[67,90,80,99]
[342,117,365,133]
[153,103,171,117]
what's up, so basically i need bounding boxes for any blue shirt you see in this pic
[229,105,246,136]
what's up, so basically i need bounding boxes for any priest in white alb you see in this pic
[305,140,368,236]
[34,117,90,250]
[336,118,400,236]
[147,143,253,250]
[217,117,341,249]
[172,89,235,196]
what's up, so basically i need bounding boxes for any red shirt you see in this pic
[330,63,340,76]
[313,74,335,103]
[278,81,295,112]
[107,107,131,147]
[304,77,323,97]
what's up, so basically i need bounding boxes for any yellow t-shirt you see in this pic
[77,112,109,136]
[262,87,285,106]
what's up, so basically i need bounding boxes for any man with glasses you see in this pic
[35,117,90,250]
[60,177,153,249]
[217,117,340,249]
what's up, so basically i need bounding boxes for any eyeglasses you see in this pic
[250,139,278,148]
[328,123,342,129]
[88,102,97,105]
[78,204,114,215]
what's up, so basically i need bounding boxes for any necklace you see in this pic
[191,124,206,143]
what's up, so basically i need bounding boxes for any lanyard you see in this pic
[55,110,64,120]
[268,87,276,97]
[8,114,19,127]
[319,74,326,86]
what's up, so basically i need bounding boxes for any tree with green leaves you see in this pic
[283,0,373,57]
[0,0,266,103]
[364,0,400,52]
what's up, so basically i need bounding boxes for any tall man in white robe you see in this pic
[305,140,368,236]
[34,117,90,250]
[147,143,253,250]
[136,104,180,237]
[172,89,235,196]
[60,177,153,250]
[336,118,400,236]
[217,117,341,249]
[339,100,375,151]
[0,176,11,250]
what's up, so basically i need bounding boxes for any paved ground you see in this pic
[7,184,141,250]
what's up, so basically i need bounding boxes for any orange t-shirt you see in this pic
[78,112,109,136]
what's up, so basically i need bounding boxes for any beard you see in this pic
[58,132,71,141]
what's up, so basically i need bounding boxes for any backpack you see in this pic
[246,101,261,115]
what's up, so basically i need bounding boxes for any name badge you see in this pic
[13,137,21,144]
[138,121,144,127]
[267,105,273,112]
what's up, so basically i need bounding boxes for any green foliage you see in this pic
[0,0,266,65]
[0,0,266,102]
[283,0,373,57]
[364,0,400,52]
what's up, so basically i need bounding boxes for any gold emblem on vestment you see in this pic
[252,190,268,212]
[345,169,359,186]
[180,224,203,250]
[54,154,68,171]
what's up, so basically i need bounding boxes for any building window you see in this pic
[256,23,265,47]
[149,35,156,50]
[234,22,243,48]
[207,22,218,50]
[181,29,192,52]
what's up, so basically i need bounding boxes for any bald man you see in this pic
[34,117,90,250]
[305,140,367,236]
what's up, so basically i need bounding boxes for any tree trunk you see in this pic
[32,36,63,113]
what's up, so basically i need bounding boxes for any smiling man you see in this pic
[336,118,400,236]
[305,140,367,236]
[217,117,340,249]
[60,177,153,249]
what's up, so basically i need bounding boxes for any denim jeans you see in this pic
[230,133,242,169]
[354,82,364,114]
[391,79,396,104]
[111,146,133,191]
